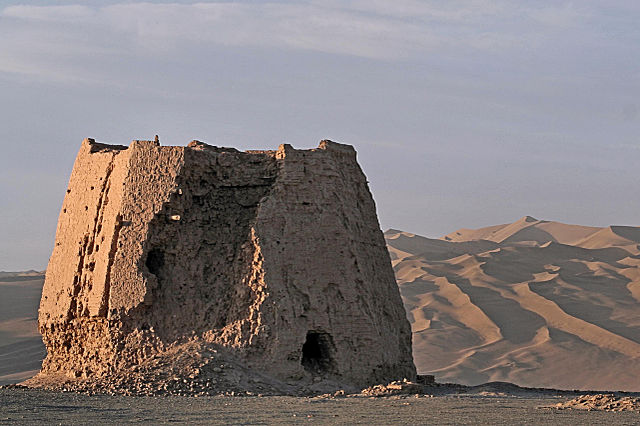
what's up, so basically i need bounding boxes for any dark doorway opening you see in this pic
[301,331,335,374]
[145,248,164,276]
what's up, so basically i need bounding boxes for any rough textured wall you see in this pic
[38,137,415,388]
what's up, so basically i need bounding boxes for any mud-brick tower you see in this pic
[38,137,416,387]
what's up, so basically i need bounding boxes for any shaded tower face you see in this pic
[38,138,416,387]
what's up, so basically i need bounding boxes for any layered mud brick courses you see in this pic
[37,138,416,389]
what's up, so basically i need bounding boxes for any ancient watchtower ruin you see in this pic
[37,138,416,390]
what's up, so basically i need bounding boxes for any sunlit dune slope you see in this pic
[388,217,640,391]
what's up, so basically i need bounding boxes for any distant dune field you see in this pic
[0,272,45,386]
[387,216,640,391]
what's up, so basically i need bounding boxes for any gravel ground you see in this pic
[2,388,639,425]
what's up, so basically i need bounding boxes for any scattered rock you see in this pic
[359,379,424,397]
[553,394,640,411]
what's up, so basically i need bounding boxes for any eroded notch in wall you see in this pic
[301,331,337,375]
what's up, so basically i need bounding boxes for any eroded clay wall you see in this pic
[37,137,415,386]
[131,144,279,344]
[40,139,186,374]
[247,141,415,384]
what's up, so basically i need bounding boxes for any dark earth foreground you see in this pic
[2,388,640,425]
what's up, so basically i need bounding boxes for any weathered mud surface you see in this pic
[33,137,414,394]
[2,387,640,425]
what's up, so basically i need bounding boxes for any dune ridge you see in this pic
[388,217,640,391]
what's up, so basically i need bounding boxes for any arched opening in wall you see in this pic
[145,248,165,277]
[301,331,335,375]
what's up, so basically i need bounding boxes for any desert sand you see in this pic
[387,216,640,392]
[5,387,640,424]
[0,272,45,386]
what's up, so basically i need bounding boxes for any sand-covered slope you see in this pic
[388,217,640,391]
[0,272,45,385]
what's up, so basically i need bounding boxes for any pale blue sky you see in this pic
[1,1,639,270]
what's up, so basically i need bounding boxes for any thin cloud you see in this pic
[0,0,589,77]
[0,1,631,97]
[3,4,95,22]
[319,0,508,21]
[100,2,440,58]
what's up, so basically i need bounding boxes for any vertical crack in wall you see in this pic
[69,234,90,320]
[91,158,115,251]
[77,155,117,318]
[66,153,117,319]
[100,213,122,318]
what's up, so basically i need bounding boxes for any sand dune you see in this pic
[0,274,45,385]
[389,217,640,391]
[443,216,607,246]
